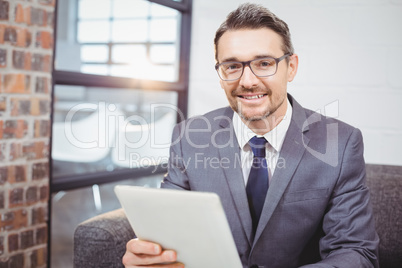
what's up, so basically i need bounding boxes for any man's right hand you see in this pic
[122,238,184,267]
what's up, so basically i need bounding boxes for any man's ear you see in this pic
[287,54,299,82]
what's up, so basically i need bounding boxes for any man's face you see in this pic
[217,28,298,122]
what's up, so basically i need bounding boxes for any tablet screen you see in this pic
[115,185,243,268]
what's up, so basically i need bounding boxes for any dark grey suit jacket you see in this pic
[161,95,379,268]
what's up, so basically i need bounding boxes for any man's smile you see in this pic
[237,94,269,105]
[238,94,267,100]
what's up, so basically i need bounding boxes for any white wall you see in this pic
[188,0,402,166]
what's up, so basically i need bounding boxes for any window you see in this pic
[73,0,180,82]
[51,0,192,190]
[50,0,192,266]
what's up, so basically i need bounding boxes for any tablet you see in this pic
[114,185,242,268]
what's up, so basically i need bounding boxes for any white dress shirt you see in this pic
[233,99,293,185]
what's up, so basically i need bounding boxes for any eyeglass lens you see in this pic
[218,57,278,81]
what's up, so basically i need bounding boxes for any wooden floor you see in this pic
[50,174,163,268]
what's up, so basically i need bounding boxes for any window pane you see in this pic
[113,0,149,18]
[150,18,177,42]
[81,45,109,62]
[148,65,177,82]
[78,20,110,43]
[150,3,179,17]
[110,63,176,82]
[110,64,135,77]
[112,44,147,64]
[52,85,179,178]
[78,0,111,19]
[112,19,148,42]
[81,64,109,75]
[110,64,149,79]
[150,44,176,64]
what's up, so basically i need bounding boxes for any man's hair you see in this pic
[214,3,294,62]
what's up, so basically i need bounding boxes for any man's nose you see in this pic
[239,66,259,88]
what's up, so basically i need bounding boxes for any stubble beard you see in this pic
[237,105,271,122]
[229,87,284,122]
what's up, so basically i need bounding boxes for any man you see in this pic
[123,3,379,267]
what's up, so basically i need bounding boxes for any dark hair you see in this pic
[214,3,294,62]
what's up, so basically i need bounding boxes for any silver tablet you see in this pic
[114,185,242,268]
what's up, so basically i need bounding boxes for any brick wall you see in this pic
[0,0,54,267]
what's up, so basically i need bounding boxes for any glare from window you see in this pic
[110,64,137,78]
[113,0,149,18]
[77,0,180,82]
[81,64,109,76]
[149,19,177,42]
[78,20,110,43]
[78,0,111,19]
[150,45,176,64]
[151,3,179,17]
[112,45,147,64]
[108,61,176,81]
[148,65,176,81]
[81,45,109,62]
[109,62,176,81]
[112,20,149,42]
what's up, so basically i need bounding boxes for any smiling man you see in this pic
[215,27,296,134]
[123,3,379,268]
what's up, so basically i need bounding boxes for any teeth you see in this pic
[243,95,264,100]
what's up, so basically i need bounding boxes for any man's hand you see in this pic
[123,239,184,267]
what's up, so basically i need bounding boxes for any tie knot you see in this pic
[249,136,267,157]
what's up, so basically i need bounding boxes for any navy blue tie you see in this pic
[246,136,269,233]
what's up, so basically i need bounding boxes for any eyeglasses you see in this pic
[215,53,291,81]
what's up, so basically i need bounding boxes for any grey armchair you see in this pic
[73,164,402,268]
[74,207,132,268]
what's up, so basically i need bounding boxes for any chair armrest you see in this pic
[73,208,134,268]
[366,164,402,268]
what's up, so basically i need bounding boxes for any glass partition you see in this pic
[52,85,179,179]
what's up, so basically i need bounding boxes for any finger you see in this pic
[128,239,162,255]
[141,262,184,268]
[134,250,177,265]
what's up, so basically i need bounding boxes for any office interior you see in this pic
[0,0,401,267]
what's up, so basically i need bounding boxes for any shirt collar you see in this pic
[233,98,293,153]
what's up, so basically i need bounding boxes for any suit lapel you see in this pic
[216,108,253,246]
[253,95,311,245]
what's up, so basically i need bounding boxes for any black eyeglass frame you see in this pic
[215,53,292,81]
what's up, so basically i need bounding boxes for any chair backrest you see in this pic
[366,164,402,268]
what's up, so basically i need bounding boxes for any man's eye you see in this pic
[226,64,241,70]
[259,60,274,67]
[222,63,242,72]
